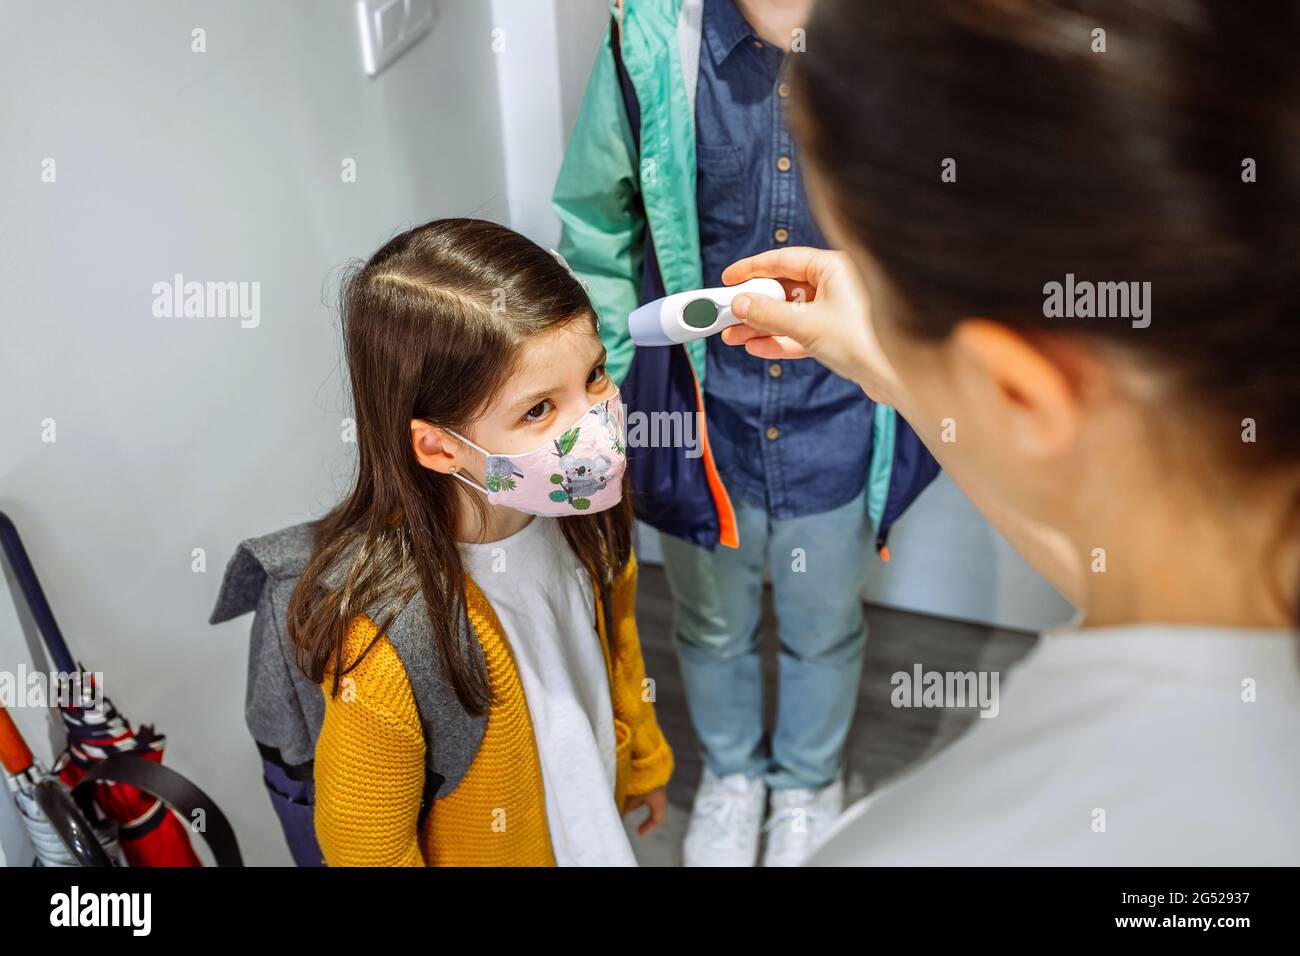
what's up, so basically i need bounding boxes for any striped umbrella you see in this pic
[50,673,201,867]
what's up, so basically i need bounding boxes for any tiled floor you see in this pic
[623,563,1038,866]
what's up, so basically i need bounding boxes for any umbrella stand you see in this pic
[0,511,234,866]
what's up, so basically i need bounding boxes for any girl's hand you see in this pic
[621,787,668,836]
[720,247,901,406]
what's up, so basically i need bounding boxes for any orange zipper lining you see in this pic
[684,345,739,549]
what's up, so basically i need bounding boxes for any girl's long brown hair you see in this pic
[287,218,633,715]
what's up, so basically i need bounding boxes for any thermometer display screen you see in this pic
[683,298,719,329]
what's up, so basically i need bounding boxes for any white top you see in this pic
[809,623,1300,866]
[461,517,636,867]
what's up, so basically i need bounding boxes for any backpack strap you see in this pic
[378,593,487,827]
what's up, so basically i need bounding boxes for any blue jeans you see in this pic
[659,491,873,791]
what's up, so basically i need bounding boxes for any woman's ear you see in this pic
[410,420,460,474]
[949,320,1082,460]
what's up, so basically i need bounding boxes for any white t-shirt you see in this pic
[809,624,1300,866]
[461,516,636,867]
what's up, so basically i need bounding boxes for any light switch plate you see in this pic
[356,0,435,77]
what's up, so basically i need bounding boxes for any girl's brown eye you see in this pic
[524,400,552,422]
[587,364,607,386]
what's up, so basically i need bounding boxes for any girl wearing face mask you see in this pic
[289,218,671,866]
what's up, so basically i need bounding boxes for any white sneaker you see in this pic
[761,778,844,867]
[682,767,768,867]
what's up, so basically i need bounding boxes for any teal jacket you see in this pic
[554,0,706,385]
[552,0,939,552]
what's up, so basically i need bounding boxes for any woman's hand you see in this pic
[723,251,1086,609]
[721,247,900,406]
[622,787,668,836]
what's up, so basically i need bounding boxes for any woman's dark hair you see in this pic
[791,0,1299,614]
[287,218,633,715]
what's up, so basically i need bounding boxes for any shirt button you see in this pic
[766,426,780,441]
[774,227,789,243]
[753,39,764,49]
[768,363,783,378]
[778,82,790,98]
[776,156,791,172]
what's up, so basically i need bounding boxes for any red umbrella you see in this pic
[51,673,201,867]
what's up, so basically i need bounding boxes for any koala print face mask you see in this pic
[445,393,627,516]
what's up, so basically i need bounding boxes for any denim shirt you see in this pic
[695,0,873,521]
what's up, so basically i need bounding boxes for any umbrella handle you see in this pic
[74,752,244,867]
[33,778,117,866]
[0,511,76,673]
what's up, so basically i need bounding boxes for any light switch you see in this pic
[356,0,435,77]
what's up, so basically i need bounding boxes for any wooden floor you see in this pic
[623,563,1039,866]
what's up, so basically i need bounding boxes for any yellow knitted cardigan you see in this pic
[313,551,673,866]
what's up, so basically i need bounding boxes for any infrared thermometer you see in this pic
[628,278,785,346]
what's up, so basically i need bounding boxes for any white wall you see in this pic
[490,0,609,247]
[0,0,509,865]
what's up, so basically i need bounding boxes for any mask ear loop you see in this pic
[442,429,492,496]
[448,469,490,496]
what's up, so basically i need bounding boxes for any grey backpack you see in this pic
[209,520,615,866]
[209,521,483,866]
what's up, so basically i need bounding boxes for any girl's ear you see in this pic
[410,420,460,474]
[949,319,1082,460]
